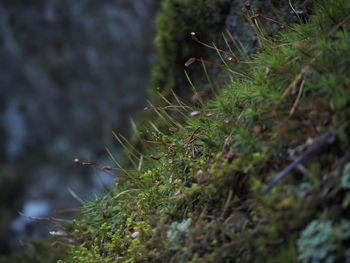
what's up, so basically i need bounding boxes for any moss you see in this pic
[58,0,350,262]
[150,0,312,102]
[0,238,67,263]
[151,0,229,99]
[130,0,313,160]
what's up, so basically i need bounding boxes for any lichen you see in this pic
[297,219,350,263]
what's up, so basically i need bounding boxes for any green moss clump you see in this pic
[59,0,350,262]
[151,0,229,99]
[150,0,311,102]
[0,238,67,263]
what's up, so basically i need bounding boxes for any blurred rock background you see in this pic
[0,0,157,254]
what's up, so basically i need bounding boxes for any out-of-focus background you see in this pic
[0,0,158,254]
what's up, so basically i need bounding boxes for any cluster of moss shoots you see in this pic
[6,0,350,262]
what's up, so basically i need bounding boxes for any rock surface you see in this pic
[0,0,157,254]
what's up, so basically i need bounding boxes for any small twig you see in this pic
[18,212,50,222]
[289,78,305,116]
[250,13,297,32]
[221,190,233,218]
[183,127,201,146]
[261,132,336,194]
[190,58,253,79]
[190,32,233,57]
[190,33,255,65]
[328,15,350,37]
[74,158,141,173]
[18,212,74,224]
[277,66,309,104]
[54,208,82,214]
[144,105,191,112]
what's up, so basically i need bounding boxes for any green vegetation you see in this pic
[150,0,310,101]
[0,238,67,263]
[6,0,350,262]
[151,0,229,99]
[55,0,350,262]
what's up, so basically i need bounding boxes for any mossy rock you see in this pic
[151,0,229,99]
[133,0,312,152]
[57,0,350,262]
[6,0,350,262]
[150,0,312,102]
